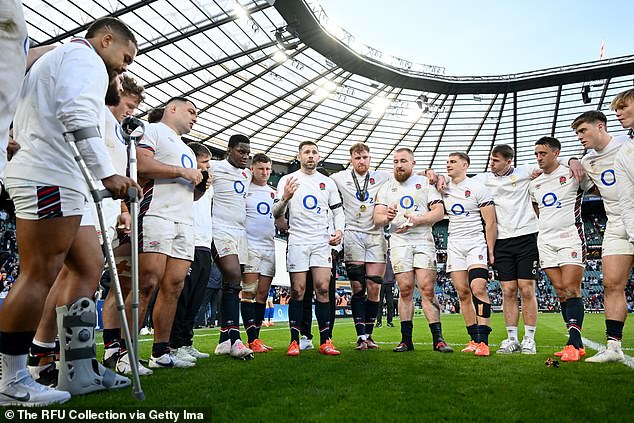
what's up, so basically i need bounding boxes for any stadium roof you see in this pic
[24,0,634,172]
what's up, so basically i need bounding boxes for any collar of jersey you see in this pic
[70,37,96,51]
[493,166,514,177]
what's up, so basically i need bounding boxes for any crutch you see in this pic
[120,116,143,381]
[64,128,145,400]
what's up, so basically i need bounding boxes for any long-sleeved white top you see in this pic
[6,38,116,195]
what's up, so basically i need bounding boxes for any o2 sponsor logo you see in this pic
[450,203,469,216]
[399,195,419,211]
[541,192,561,208]
[257,201,272,219]
[303,194,322,214]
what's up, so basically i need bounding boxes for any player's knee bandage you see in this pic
[241,280,258,296]
[346,263,366,285]
[468,267,489,285]
[472,295,491,318]
[366,275,383,285]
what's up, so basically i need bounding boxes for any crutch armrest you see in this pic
[63,127,101,143]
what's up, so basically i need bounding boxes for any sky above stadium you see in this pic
[318,0,631,76]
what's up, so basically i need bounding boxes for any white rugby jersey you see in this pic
[581,135,630,226]
[614,138,634,241]
[471,164,539,239]
[443,177,494,238]
[331,169,391,234]
[193,188,213,248]
[104,110,128,176]
[529,164,592,243]
[246,182,275,250]
[138,122,196,224]
[276,170,343,246]
[375,174,441,246]
[6,38,116,195]
[211,159,252,230]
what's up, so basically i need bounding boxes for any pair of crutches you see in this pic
[65,117,145,400]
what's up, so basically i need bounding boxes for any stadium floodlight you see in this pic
[234,3,248,20]
[407,104,422,121]
[370,97,390,117]
[273,50,288,63]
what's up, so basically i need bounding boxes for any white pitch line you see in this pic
[582,336,634,370]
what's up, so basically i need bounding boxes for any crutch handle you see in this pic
[92,189,114,203]
[128,186,139,202]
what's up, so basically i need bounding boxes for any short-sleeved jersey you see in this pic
[245,183,276,250]
[331,169,391,235]
[210,159,252,231]
[138,122,196,224]
[529,164,592,243]
[375,174,441,246]
[104,110,128,176]
[581,135,630,225]
[471,164,539,239]
[614,138,634,241]
[443,177,494,239]
[276,170,342,246]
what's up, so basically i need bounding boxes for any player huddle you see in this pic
[0,11,633,408]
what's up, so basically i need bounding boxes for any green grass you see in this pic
[56,313,633,422]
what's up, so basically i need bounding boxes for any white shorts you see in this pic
[79,203,95,227]
[601,222,634,257]
[92,199,122,246]
[212,226,248,264]
[7,183,87,220]
[390,243,436,273]
[446,235,488,272]
[140,215,194,261]
[538,235,585,269]
[287,243,332,273]
[343,230,387,263]
[244,248,276,277]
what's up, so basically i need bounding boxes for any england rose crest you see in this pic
[319,182,326,190]
[465,190,471,198]
[559,176,566,185]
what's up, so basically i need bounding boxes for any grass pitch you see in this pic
[56,313,633,422]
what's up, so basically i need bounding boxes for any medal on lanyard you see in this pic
[352,171,370,212]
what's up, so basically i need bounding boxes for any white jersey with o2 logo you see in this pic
[330,169,391,235]
[138,122,196,224]
[471,164,539,239]
[581,135,630,225]
[276,170,342,246]
[211,159,252,231]
[245,183,275,250]
[375,174,441,246]
[529,164,592,244]
[443,177,494,239]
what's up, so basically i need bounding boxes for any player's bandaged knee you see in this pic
[115,256,132,278]
[346,264,366,284]
[472,295,491,318]
[366,275,383,285]
[468,267,489,284]
[241,280,258,296]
